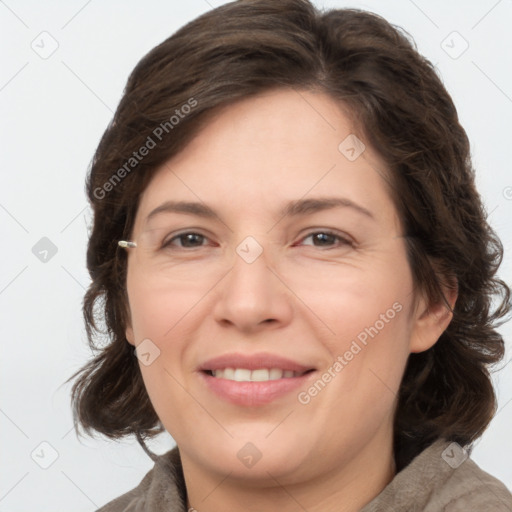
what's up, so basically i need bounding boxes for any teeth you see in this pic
[211,368,302,381]
[269,368,283,380]
[250,369,269,381]
[223,368,235,380]
[234,368,251,381]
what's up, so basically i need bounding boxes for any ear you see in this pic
[123,297,136,346]
[409,279,458,354]
[125,324,135,346]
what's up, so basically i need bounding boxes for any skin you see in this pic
[124,88,456,512]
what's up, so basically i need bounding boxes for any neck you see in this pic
[181,432,396,512]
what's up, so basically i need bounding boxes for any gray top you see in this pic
[97,439,512,511]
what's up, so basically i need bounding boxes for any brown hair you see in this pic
[68,0,511,470]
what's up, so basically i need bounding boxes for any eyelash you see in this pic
[162,230,354,250]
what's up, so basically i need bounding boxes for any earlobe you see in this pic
[124,301,135,346]
[409,283,458,354]
[125,325,135,346]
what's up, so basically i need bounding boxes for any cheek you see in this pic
[303,258,414,392]
[323,300,410,396]
[125,269,208,422]
[126,265,207,343]
[295,289,412,448]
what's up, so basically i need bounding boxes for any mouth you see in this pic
[197,353,317,406]
[203,368,315,381]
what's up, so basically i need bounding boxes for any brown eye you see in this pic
[164,232,208,248]
[300,231,353,248]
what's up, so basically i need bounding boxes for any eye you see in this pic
[298,230,353,248]
[163,231,210,249]
[159,229,353,250]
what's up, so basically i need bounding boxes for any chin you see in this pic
[191,435,311,481]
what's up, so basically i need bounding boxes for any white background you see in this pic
[1,0,511,510]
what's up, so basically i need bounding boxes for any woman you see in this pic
[69,0,512,510]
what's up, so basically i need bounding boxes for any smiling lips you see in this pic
[210,368,307,381]
[198,352,317,406]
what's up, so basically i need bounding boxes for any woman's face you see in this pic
[125,88,450,485]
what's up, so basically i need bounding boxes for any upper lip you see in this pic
[198,352,316,373]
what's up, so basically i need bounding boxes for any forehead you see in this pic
[134,88,399,232]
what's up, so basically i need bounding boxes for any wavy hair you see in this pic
[67,0,511,470]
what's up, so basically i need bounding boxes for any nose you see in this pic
[212,241,294,334]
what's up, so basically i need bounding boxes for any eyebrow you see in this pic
[145,197,375,223]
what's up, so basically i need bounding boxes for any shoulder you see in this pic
[95,467,154,512]
[433,446,512,512]
[362,439,512,512]
[95,446,187,512]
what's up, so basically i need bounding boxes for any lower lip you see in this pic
[198,371,316,406]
